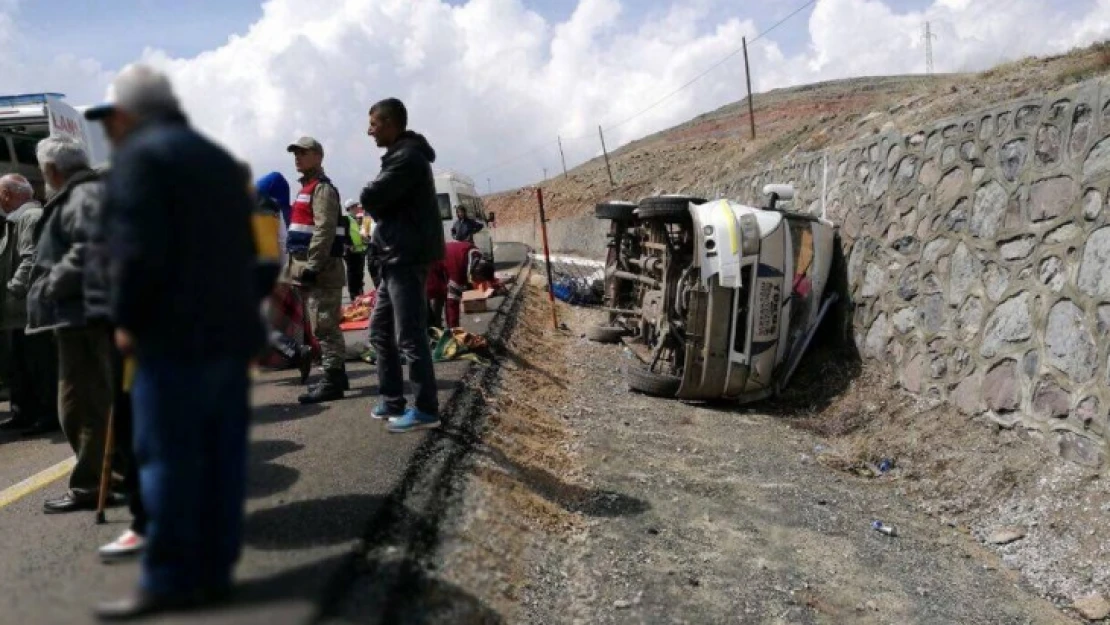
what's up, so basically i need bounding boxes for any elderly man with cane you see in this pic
[85,64,265,620]
[25,136,121,515]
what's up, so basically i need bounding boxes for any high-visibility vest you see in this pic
[287,175,347,257]
[347,216,368,253]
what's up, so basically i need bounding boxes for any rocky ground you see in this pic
[485,42,1110,227]
[407,284,1110,624]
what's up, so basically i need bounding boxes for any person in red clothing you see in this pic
[443,240,483,329]
[426,261,447,330]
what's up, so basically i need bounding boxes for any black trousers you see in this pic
[110,335,146,534]
[369,264,439,415]
[345,252,366,300]
[366,255,381,291]
[8,329,57,427]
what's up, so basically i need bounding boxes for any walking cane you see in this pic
[94,406,115,525]
[96,357,134,525]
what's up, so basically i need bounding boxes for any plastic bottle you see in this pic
[872,520,898,537]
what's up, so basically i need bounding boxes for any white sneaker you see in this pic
[99,529,145,561]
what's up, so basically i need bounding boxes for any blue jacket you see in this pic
[256,171,291,226]
[105,113,264,360]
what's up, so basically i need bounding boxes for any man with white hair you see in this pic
[84,64,264,620]
[25,136,117,515]
[0,173,57,436]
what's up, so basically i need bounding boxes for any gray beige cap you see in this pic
[287,136,324,155]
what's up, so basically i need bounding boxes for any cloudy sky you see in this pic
[2,0,1108,196]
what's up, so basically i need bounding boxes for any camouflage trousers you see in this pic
[304,286,345,371]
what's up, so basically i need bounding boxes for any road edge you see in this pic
[313,251,533,623]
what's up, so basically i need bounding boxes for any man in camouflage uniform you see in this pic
[285,137,349,404]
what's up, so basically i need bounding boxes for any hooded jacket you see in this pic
[26,168,107,334]
[359,131,446,267]
[257,171,291,226]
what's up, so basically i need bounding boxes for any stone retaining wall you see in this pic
[507,75,1110,466]
[724,76,1110,467]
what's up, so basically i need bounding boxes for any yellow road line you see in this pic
[0,457,76,510]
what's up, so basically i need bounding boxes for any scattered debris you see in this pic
[872,520,898,537]
[987,528,1027,546]
[551,276,602,306]
[1073,594,1110,621]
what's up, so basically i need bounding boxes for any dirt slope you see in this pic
[418,287,1077,624]
[487,42,1110,225]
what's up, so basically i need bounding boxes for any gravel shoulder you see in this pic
[401,286,1083,624]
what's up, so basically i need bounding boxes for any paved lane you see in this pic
[0,242,528,624]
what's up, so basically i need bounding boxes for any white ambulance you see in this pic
[433,170,494,260]
[0,93,110,199]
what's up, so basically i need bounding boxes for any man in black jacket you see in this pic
[86,64,264,621]
[359,98,445,433]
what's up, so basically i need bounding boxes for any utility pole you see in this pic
[487,177,492,194]
[924,21,936,75]
[742,36,756,140]
[557,135,569,178]
[543,167,548,180]
[598,125,615,187]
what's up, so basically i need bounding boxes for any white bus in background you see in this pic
[0,93,110,199]
[434,170,495,261]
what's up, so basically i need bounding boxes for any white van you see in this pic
[0,93,110,199]
[434,170,494,260]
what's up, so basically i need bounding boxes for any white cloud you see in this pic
[2,0,1110,195]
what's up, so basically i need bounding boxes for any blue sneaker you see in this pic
[387,409,441,433]
[371,403,405,421]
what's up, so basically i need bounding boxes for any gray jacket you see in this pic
[1,201,44,331]
[26,169,105,334]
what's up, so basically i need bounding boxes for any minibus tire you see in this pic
[595,201,638,221]
[627,366,681,397]
[637,195,706,221]
[586,324,626,344]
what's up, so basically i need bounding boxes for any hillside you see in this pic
[486,41,1110,225]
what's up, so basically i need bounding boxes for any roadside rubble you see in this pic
[410,286,1078,624]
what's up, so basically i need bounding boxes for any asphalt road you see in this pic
[0,241,529,625]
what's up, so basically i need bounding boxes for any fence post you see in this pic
[598,125,616,187]
[558,135,569,178]
[743,36,756,140]
[536,187,559,329]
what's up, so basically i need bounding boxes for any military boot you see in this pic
[295,346,314,385]
[298,369,346,404]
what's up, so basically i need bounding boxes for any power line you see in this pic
[470,0,818,176]
[601,0,817,133]
[472,140,559,176]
